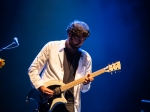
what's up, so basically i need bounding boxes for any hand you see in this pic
[83,74,94,85]
[38,86,54,99]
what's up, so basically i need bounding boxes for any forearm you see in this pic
[28,69,44,89]
[81,53,92,93]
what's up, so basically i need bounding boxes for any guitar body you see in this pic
[27,61,121,112]
[27,81,67,112]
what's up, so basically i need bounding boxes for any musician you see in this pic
[28,20,94,112]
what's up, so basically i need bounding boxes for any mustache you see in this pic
[70,43,81,49]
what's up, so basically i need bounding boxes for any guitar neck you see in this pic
[60,68,105,92]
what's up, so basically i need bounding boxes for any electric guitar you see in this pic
[26,61,121,112]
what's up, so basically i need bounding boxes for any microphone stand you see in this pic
[0,42,19,51]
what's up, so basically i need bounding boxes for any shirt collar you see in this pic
[59,39,66,52]
[59,39,82,53]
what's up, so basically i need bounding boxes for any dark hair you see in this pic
[66,20,90,38]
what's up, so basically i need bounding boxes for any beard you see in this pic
[69,37,81,50]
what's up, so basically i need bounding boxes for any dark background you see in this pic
[0,0,150,112]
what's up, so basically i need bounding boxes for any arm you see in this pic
[81,53,93,93]
[28,43,50,89]
[28,42,54,97]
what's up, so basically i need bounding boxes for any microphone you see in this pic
[0,37,19,51]
[13,37,19,46]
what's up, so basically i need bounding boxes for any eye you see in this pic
[73,36,79,40]
[73,36,86,42]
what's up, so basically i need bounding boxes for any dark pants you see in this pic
[38,102,74,112]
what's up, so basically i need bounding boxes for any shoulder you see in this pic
[46,40,65,45]
[44,40,66,48]
[80,48,92,61]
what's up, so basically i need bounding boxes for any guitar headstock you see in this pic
[104,61,121,73]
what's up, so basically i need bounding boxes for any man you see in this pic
[28,20,94,112]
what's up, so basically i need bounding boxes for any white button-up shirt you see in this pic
[28,39,92,112]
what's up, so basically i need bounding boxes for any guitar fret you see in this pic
[91,69,105,77]
[60,69,105,92]
[61,77,85,92]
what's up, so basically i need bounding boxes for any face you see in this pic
[69,35,86,50]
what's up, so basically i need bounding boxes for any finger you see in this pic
[87,74,91,77]
[86,76,91,81]
[84,81,88,84]
[88,75,93,79]
[44,91,54,95]
[48,90,54,94]
[89,77,93,81]
[90,78,94,81]
[89,76,93,80]
[45,89,54,94]
[85,77,88,80]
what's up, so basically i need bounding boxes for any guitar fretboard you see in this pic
[60,68,105,92]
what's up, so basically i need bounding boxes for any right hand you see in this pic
[38,86,54,99]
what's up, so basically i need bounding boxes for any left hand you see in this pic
[83,74,94,85]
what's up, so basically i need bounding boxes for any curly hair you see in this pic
[66,20,90,38]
